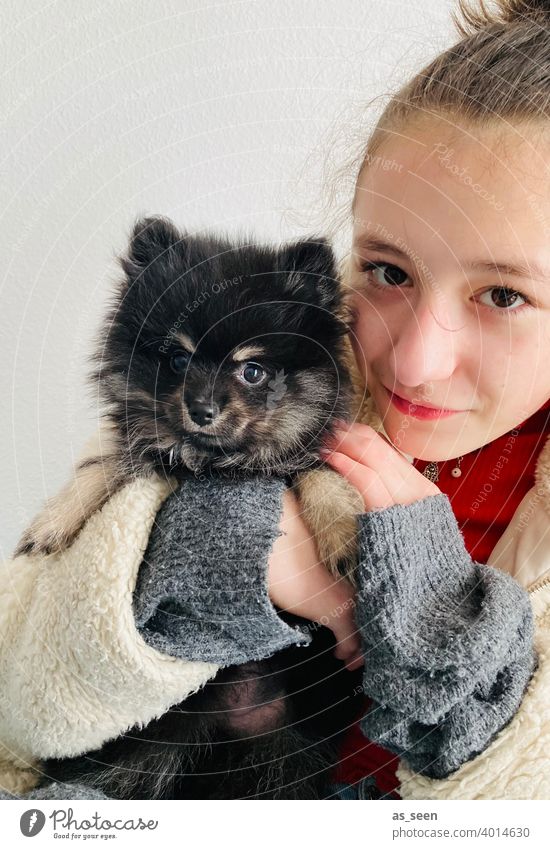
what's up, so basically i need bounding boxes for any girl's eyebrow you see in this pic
[465,259,548,283]
[352,235,409,260]
[352,234,549,283]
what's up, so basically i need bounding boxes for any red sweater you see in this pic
[332,396,550,798]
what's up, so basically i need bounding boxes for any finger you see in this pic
[344,650,365,672]
[331,612,364,671]
[331,429,414,502]
[331,615,362,664]
[331,423,436,494]
[325,424,410,472]
[321,450,395,510]
[333,631,362,658]
[324,427,439,505]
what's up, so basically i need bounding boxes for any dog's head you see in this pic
[94,216,352,474]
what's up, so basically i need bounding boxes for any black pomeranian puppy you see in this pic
[15,216,362,570]
[42,638,365,800]
[22,216,366,799]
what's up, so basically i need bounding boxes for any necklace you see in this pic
[422,455,463,483]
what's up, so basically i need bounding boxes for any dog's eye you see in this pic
[239,362,267,385]
[169,350,190,373]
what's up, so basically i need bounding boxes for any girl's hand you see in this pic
[320,421,440,511]
[267,488,364,671]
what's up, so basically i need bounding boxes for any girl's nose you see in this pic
[389,298,462,387]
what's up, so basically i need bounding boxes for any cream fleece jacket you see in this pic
[3,391,550,798]
[0,474,217,796]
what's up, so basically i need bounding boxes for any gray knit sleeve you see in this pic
[132,471,312,666]
[0,782,111,800]
[356,493,537,779]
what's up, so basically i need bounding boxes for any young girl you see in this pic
[314,0,550,798]
[2,0,550,802]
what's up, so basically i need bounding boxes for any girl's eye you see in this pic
[358,259,532,317]
[478,287,528,311]
[169,350,190,373]
[239,362,267,386]
[360,261,409,287]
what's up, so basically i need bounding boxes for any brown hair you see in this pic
[365,1,550,163]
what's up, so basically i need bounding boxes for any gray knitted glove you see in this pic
[133,471,312,666]
[356,493,537,779]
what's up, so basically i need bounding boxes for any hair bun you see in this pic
[455,0,550,34]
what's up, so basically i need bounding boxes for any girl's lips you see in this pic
[384,386,463,420]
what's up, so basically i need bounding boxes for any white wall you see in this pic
[0,0,455,554]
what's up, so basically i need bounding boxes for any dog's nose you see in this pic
[188,398,220,427]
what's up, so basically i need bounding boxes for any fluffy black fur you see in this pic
[43,624,364,799]
[94,216,354,480]
[40,217,363,799]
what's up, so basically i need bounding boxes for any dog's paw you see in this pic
[316,512,359,582]
[13,522,77,558]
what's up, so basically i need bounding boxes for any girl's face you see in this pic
[349,118,550,461]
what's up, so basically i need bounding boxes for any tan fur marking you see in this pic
[232,345,266,362]
[175,333,196,352]
[14,421,124,557]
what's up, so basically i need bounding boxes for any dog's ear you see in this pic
[119,215,183,284]
[277,236,340,309]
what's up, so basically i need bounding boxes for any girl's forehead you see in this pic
[353,121,550,257]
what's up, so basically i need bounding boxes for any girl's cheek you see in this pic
[349,308,375,363]
[352,297,401,354]
[350,318,391,389]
